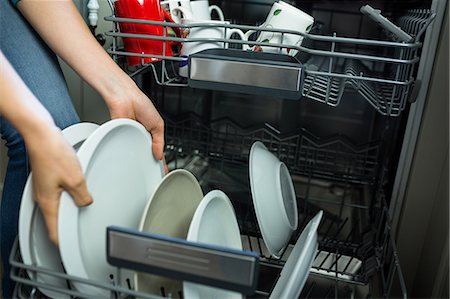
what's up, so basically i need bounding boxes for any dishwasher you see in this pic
[9,0,447,298]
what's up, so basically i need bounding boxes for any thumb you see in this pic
[152,134,165,161]
[149,121,165,161]
[64,177,93,207]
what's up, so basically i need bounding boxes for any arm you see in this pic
[17,0,165,160]
[0,51,93,245]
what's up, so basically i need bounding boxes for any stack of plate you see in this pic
[18,121,321,298]
[19,122,100,299]
[19,119,165,298]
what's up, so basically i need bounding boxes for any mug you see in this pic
[190,0,224,21]
[161,0,193,23]
[164,0,225,22]
[179,19,247,77]
[246,1,314,56]
[114,0,180,66]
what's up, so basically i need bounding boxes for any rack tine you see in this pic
[109,274,118,299]
[323,285,334,299]
[303,281,316,299]
[342,256,356,274]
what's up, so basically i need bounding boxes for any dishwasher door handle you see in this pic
[107,226,260,295]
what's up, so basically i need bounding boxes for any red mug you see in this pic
[114,0,180,66]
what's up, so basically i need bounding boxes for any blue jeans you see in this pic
[0,1,80,297]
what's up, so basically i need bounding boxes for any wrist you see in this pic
[20,116,59,150]
[99,73,138,108]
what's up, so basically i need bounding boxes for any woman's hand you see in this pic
[26,126,93,246]
[1,51,93,246]
[105,81,165,161]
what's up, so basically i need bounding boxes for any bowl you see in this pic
[249,141,298,258]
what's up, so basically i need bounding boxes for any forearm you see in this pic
[16,0,165,160]
[0,51,57,144]
[17,0,135,107]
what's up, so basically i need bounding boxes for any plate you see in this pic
[135,169,203,298]
[183,190,243,299]
[18,122,99,299]
[269,211,323,299]
[249,141,298,258]
[58,119,164,297]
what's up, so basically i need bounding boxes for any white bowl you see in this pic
[249,141,298,258]
[18,122,99,299]
[183,190,243,299]
[135,169,203,298]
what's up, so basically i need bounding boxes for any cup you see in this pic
[178,19,247,77]
[246,1,314,56]
[114,0,180,66]
[190,0,224,21]
[163,0,224,23]
[161,0,193,23]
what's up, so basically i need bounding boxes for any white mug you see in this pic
[179,19,247,77]
[162,0,224,23]
[246,1,314,56]
[161,0,192,23]
[190,0,224,21]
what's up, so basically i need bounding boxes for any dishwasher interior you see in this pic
[10,0,440,298]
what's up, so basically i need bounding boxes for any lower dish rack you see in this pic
[10,118,406,299]
[9,182,406,299]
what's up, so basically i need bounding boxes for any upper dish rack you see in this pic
[103,6,436,116]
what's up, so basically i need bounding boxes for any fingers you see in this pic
[162,155,169,174]
[64,176,93,207]
[149,117,165,161]
[36,190,62,246]
[152,135,165,161]
[35,175,92,247]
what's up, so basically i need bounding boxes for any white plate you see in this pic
[18,122,99,299]
[269,211,323,299]
[135,169,203,298]
[249,141,298,258]
[58,119,164,297]
[183,190,243,299]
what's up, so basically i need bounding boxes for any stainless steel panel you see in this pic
[190,57,302,91]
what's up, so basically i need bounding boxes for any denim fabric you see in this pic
[0,1,80,297]
[9,0,20,7]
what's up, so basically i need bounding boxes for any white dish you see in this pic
[58,119,164,297]
[183,190,243,299]
[135,169,203,298]
[18,122,99,299]
[269,211,323,299]
[249,141,298,258]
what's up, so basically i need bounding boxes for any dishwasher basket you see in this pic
[10,115,407,299]
[103,2,435,116]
